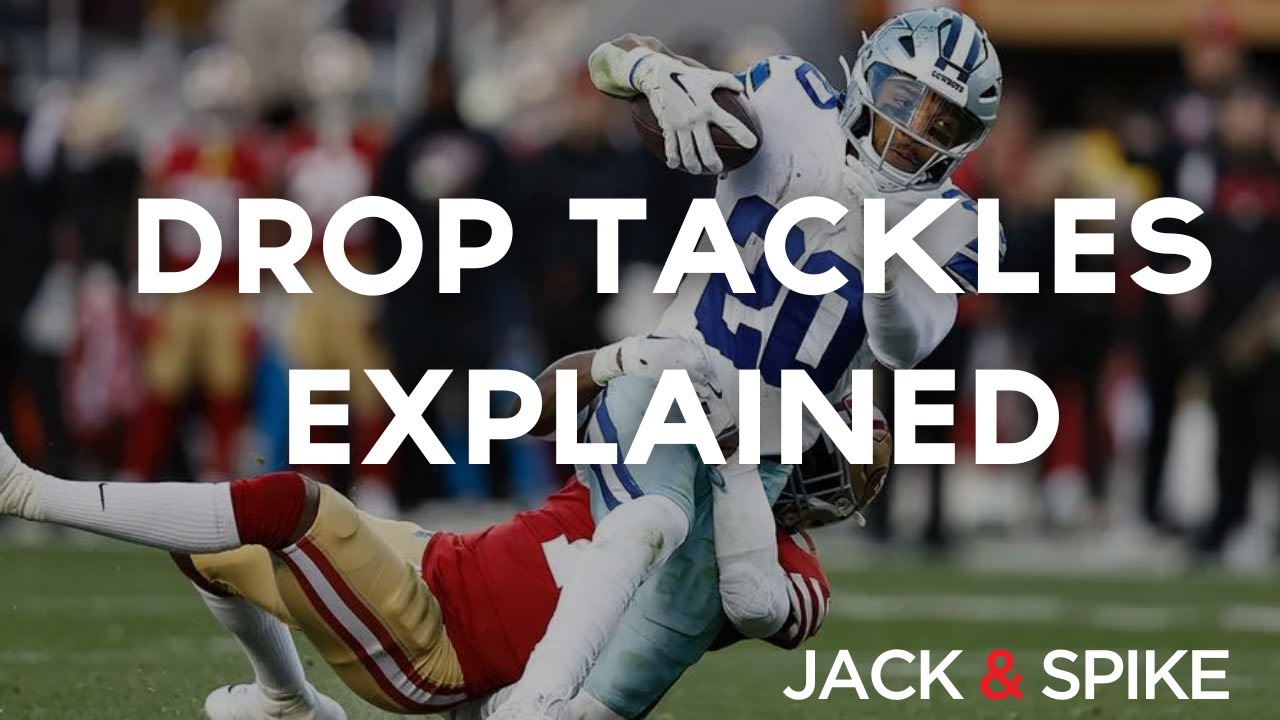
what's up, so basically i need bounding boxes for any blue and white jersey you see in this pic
[655,55,994,454]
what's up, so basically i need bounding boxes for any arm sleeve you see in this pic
[863,260,958,370]
[863,186,995,370]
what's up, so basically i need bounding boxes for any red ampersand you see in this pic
[980,649,1023,700]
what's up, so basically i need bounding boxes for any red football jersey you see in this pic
[420,480,833,696]
[420,481,595,695]
[282,124,383,255]
[151,132,268,284]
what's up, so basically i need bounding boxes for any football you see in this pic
[630,88,761,173]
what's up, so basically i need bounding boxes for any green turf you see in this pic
[0,542,1275,718]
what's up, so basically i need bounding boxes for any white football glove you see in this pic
[592,334,735,455]
[631,52,758,175]
[591,334,715,387]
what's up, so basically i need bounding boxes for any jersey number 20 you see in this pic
[694,196,866,393]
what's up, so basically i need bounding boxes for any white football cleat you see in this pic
[204,683,347,720]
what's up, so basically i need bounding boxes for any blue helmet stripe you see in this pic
[962,32,982,71]
[940,19,961,62]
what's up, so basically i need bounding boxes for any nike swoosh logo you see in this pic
[98,482,107,511]
[668,72,692,96]
[644,334,721,395]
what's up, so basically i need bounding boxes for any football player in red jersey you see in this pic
[120,47,267,483]
[0,341,885,719]
[280,31,396,515]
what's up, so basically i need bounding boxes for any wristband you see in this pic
[587,42,656,97]
[590,341,625,386]
[625,47,658,92]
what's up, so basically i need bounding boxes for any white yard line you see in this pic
[829,591,1280,635]
[1,594,196,616]
[1220,606,1280,634]
[0,638,242,666]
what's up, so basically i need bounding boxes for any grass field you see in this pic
[0,541,1277,719]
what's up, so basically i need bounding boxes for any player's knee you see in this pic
[719,554,790,639]
[227,471,320,550]
[295,477,321,542]
[596,495,690,570]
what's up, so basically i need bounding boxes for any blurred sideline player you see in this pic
[0,341,888,719]
[493,9,1003,719]
[281,31,395,515]
[121,47,266,482]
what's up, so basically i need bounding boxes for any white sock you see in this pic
[20,467,241,554]
[506,495,688,711]
[197,587,309,701]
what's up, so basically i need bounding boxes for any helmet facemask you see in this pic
[775,445,864,532]
[838,7,1001,192]
[843,59,987,190]
[774,405,892,533]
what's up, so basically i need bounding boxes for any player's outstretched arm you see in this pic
[587,34,757,174]
[863,257,959,370]
[839,157,959,370]
[521,337,716,438]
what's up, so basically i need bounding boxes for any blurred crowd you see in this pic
[889,4,1280,560]
[0,0,711,519]
[0,0,1277,561]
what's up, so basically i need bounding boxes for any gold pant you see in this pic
[188,487,466,713]
[144,288,252,398]
[287,258,387,412]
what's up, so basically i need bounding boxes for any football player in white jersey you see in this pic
[492,9,1003,719]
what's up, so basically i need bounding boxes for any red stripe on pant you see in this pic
[276,548,457,713]
[285,539,464,702]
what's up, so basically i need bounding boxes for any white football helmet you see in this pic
[302,30,372,102]
[182,46,252,112]
[840,8,1002,190]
